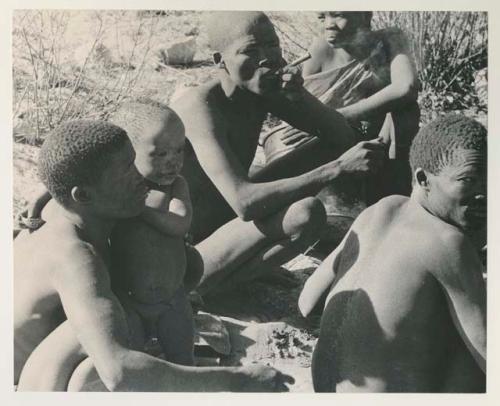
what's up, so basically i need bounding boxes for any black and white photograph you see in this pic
[3,0,497,399]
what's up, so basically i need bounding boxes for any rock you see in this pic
[157,37,197,66]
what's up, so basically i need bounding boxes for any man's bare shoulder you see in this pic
[171,79,221,116]
[171,79,228,142]
[15,224,107,282]
[351,195,409,230]
[430,225,479,274]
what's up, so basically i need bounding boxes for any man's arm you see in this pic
[298,239,341,317]
[140,176,192,237]
[263,82,356,152]
[173,92,384,222]
[52,244,291,391]
[433,234,486,372]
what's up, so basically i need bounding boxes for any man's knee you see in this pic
[289,197,326,246]
[67,358,108,392]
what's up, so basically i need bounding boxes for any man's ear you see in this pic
[414,168,430,191]
[70,186,91,204]
[213,52,225,68]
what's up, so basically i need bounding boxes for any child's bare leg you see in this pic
[157,288,196,366]
[197,196,326,296]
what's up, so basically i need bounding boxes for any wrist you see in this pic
[321,159,343,183]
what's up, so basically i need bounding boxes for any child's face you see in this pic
[317,12,366,47]
[134,118,185,186]
[221,19,283,95]
[426,149,486,233]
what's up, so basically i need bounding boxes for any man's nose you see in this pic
[324,15,337,29]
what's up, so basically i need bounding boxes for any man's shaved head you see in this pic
[205,11,273,53]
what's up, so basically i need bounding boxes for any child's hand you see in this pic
[15,209,45,231]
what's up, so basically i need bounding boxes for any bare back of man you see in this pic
[310,196,485,392]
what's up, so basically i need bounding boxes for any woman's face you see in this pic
[318,11,368,47]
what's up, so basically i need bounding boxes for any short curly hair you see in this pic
[409,114,487,176]
[205,11,273,53]
[38,120,129,205]
[109,98,182,146]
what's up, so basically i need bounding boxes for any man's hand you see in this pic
[237,365,295,392]
[335,137,387,176]
[277,65,305,102]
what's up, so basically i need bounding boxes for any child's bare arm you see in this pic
[140,176,192,237]
[19,183,51,220]
[28,184,52,218]
[434,234,487,372]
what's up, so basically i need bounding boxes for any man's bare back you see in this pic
[309,196,485,392]
[300,115,487,392]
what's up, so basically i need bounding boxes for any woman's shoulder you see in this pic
[377,27,411,56]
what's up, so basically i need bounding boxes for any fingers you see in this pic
[359,138,387,150]
[280,131,309,145]
[274,371,295,392]
[281,372,295,385]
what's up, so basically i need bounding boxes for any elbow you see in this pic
[232,191,261,222]
[99,367,126,392]
[396,81,419,102]
[235,201,257,222]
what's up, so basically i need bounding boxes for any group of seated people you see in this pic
[14,11,486,392]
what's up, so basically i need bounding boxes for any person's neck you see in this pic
[341,29,377,62]
[410,188,434,216]
[58,205,115,252]
[218,70,258,107]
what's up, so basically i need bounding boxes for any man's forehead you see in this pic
[225,20,277,47]
[441,149,486,173]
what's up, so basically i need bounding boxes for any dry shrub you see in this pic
[12,10,487,145]
[13,10,167,145]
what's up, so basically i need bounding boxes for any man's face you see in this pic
[221,20,283,95]
[426,149,486,233]
[134,117,186,186]
[318,11,365,47]
[89,141,148,218]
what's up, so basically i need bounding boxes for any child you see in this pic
[298,115,486,392]
[108,98,203,365]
